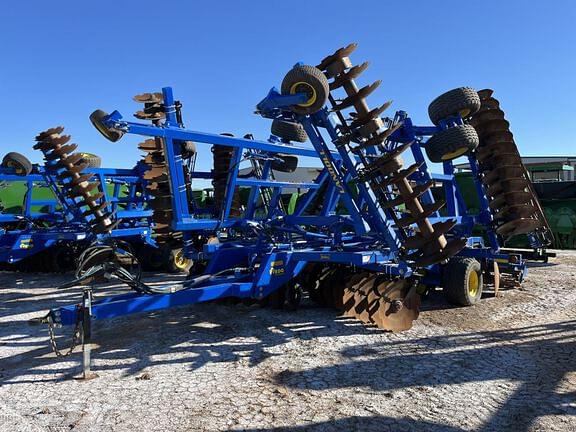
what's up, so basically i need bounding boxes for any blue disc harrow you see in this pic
[32,44,552,364]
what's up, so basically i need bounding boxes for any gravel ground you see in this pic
[0,251,575,432]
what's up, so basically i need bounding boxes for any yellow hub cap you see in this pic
[5,161,22,174]
[468,270,479,297]
[289,82,317,108]
[174,249,190,270]
[441,147,469,160]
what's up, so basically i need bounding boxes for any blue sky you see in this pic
[1,0,575,173]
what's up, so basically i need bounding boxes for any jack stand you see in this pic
[78,287,98,380]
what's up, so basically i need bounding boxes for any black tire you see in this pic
[428,87,481,125]
[271,154,299,173]
[90,109,124,142]
[271,119,308,143]
[138,245,165,271]
[78,153,102,168]
[425,124,479,163]
[49,244,77,273]
[181,141,196,159]
[164,247,192,273]
[443,257,483,306]
[2,152,32,175]
[281,65,329,115]
[283,282,302,311]
[186,260,207,279]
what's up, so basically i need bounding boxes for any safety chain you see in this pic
[47,312,82,358]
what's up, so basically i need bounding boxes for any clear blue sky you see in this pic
[1,0,575,173]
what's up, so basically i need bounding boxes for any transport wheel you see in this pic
[165,247,192,273]
[50,244,77,273]
[1,152,32,175]
[138,245,165,271]
[428,87,481,125]
[271,119,308,142]
[271,154,299,173]
[442,257,483,306]
[281,65,330,115]
[186,260,207,280]
[283,281,303,311]
[425,124,479,163]
[89,109,125,142]
[78,152,102,168]
[181,141,196,159]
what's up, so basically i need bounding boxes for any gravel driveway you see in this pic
[1,252,575,431]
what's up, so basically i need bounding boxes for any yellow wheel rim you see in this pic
[289,82,317,108]
[441,147,468,160]
[468,270,479,297]
[5,160,24,175]
[174,249,190,270]
[459,108,471,118]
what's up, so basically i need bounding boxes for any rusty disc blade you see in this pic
[35,126,65,141]
[476,142,518,162]
[359,123,403,149]
[403,220,456,251]
[333,81,381,112]
[351,274,378,319]
[69,172,94,185]
[380,163,423,188]
[486,177,530,197]
[342,273,366,314]
[482,165,525,185]
[143,166,166,179]
[317,43,358,70]
[139,139,162,152]
[350,101,393,129]
[494,203,538,221]
[330,61,369,90]
[415,238,468,267]
[489,191,533,210]
[475,119,511,138]
[396,201,445,228]
[133,92,164,104]
[496,218,543,237]
[372,280,420,332]
[470,108,506,124]
[83,201,108,216]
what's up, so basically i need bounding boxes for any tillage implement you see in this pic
[33,44,551,368]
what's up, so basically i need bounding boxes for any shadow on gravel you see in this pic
[0,292,374,384]
[526,261,558,269]
[0,272,185,316]
[275,320,576,432]
[241,415,464,431]
[1,273,574,432]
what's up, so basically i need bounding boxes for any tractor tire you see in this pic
[79,153,102,168]
[428,87,481,125]
[425,124,479,163]
[271,154,299,173]
[443,257,483,306]
[90,109,124,142]
[2,152,32,176]
[283,281,303,311]
[138,245,165,271]
[271,119,308,143]
[181,141,197,159]
[164,247,192,273]
[49,244,77,273]
[281,65,330,115]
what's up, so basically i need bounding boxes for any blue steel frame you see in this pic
[46,85,528,326]
[0,162,154,265]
